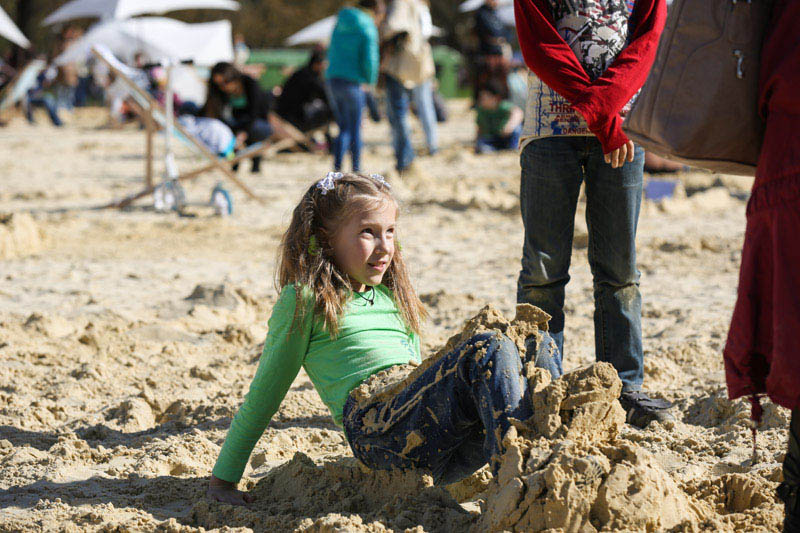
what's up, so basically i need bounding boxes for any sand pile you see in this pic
[0,212,45,259]
[192,453,473,532]
[476,362,696,532]
[0,103,787,532]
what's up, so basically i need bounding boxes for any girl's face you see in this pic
[330,199,396,292]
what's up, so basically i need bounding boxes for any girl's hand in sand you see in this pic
[604,140,635,169]
[207,475,254,506]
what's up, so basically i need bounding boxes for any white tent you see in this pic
[0,5,31,48]
[43,0,239,26]
[55,17,233,66]
[459,0,515,25]
[285,15,336,46]
[285,15,444,46]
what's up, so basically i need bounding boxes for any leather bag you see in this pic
[624,0,773,176]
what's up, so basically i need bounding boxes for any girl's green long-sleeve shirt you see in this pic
[212,284,420,483]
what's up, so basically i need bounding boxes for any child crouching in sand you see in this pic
[207,172,560,505]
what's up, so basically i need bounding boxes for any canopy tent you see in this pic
[43,0,239,26]
[285,15,336,46]
[55,17,233,67]
[285,15,444,46]
[459,0,515,25]
[0,5,31,48]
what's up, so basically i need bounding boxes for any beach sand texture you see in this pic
[0,102,786,531]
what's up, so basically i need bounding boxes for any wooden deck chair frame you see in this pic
[92,48,267,209]
[175,114,323,184]
[0,59,47,117]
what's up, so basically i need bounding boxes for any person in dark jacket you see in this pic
[472,0,511,106]
[722,2,800,531]
[276,47,333,135]
[202,63,278,173]
[475,0,508,56]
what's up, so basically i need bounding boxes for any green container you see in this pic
[432,45,466,99]
[248,46,468,98]
[247,48,312,89]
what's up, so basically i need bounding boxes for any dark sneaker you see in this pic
[778,482,800,533]
[619,391,675,428]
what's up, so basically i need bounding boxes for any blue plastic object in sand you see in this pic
[210,184,233,216]
[645,179,679,201]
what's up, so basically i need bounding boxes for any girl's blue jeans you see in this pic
[343,330,560,485]
[327,78,364,172]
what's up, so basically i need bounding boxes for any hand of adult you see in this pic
[235,131,248,150]
[604,140,635,169]
[207,475,254,506]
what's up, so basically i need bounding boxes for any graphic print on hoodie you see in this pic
[520,0,637,147]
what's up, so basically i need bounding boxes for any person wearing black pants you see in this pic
[780,410,800,532]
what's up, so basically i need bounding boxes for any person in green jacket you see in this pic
[207,172,561,506]
[326,1,383,173]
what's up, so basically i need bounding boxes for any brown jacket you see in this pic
[380,0,435,88]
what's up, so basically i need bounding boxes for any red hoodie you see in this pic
[513,0,666,153]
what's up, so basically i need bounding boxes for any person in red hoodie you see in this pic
[512,0,670,428]
[723,1,800,530]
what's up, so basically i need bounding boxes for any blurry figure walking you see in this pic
[326,0,384,172]
[380,0,437,171]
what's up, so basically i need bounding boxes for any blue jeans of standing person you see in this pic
[328,78,365,172]
[411,80,438,155]
[517,136,645,392]
[384,75,415,171]
[476,125,522,154]
[343,330,561,485]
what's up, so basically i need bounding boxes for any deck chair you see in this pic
[92,47,274,209]
[0,59,47,116]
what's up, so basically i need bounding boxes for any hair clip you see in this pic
[370,173,391,189]
[308,234,321,256]
[316,172,343,195]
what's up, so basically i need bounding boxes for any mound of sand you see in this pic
[192,453,474,532]
[0,212,45,259]
[477,363,695,532]
[0,103,786,533]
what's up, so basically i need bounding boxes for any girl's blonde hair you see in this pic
[277,173,426,338]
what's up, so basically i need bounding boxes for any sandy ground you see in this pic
[0,102,787,532]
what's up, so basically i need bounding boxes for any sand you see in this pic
[0,102,787,531]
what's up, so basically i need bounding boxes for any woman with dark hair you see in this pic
[201,62,275,173]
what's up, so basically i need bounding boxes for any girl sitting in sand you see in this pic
[207,172,560,505]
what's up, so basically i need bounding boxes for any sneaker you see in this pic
[778,483,800,533]
[618,391,675,428]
